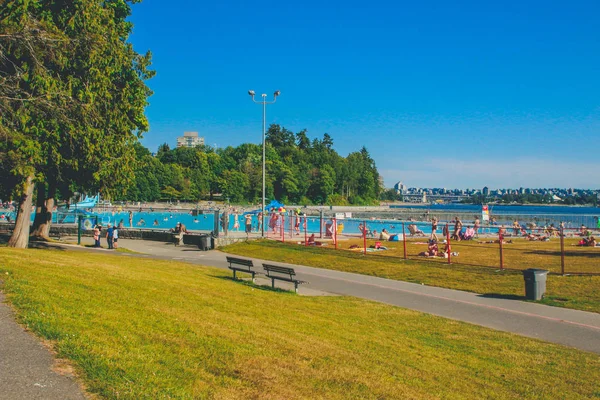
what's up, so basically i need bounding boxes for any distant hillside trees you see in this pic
[117,125,381,205]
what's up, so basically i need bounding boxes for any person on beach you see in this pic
[93,224,101,247]
[257,212,263,232]
[325,219,335,238]
[430,217,438,241]
[380,228,390,241]
[294,211,301,235]
[233,212,240,231]
[220,211,229,235]
[113,225,119,249]
[513,220,521,236]
[171,222,187,246]
[244,213,253,236]
[268,212,277,233]
[451,217,463,241]
[106,223,114,250]
[419,240,439,257]
[473,217,480,237]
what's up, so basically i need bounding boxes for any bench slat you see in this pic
[263,264,295,276]
[226,256,254,267]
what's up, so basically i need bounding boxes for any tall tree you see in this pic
[0,0,153,247]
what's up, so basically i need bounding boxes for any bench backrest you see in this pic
[263,264,296,278]
[226,256,254,267]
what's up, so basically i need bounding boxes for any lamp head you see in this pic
[248,90,255,96]
[274,90,281,97]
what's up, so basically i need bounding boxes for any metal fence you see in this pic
[257,212,600,276]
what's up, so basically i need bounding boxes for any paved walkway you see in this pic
[0,292,86,400]
[2,237,599,399]
[111,238,600,354]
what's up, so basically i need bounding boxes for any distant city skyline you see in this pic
[128,0,600,190]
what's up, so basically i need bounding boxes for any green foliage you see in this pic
[0,0,153,200]
[121,125,382,205]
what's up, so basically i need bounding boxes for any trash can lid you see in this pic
[523,268,549,275]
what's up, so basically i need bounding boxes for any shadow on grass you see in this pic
[523,249,600,259]
[28,241,67,251]
[212,275,296,294]
[478,293,526,301]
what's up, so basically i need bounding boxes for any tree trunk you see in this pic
[31,182,55,239]
[8,176,35,248]
[31,182,47,236]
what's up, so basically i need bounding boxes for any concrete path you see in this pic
[110,238,600,354]
[0,293,86,400]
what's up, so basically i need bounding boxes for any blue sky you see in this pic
[128,0,600,190]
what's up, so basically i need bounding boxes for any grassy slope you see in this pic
[1,247,599,399]
[222,240,600,313]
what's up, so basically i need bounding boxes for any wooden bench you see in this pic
[262,264,308,293]
[226,256,259,282]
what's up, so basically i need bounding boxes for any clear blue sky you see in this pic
[128,0,600,190]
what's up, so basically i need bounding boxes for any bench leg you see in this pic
[233,270,237,280]
[271,278,275,289]
[251,272,255,283]
[294,282,298,294]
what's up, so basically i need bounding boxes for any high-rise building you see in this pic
[394,181,406,194]
[177,131,204,148]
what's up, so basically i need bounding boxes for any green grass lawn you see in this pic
[221,240,600,313]
[1,247,599,399]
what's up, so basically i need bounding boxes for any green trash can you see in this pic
[523,269,548,300]
[197,235,213,251]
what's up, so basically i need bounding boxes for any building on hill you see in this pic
[394,181,406,194]
[177,132,204,148]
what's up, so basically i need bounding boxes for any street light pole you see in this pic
[248,90,280,238]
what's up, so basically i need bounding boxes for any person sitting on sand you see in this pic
[419,240,439,257]
[307,233,322,246]
[408,224,426,236]
[588,236,597,247]
[579,225,591,237]
[380,228,390,241]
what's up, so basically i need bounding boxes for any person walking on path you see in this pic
[113,225,119,249]
[244,213,253,237]
[233,212,240,231]
[220,211,229,236]
[93,225,101,248]
[294,211,301,235]
[256,212,263,233]
[106,224,114,250]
